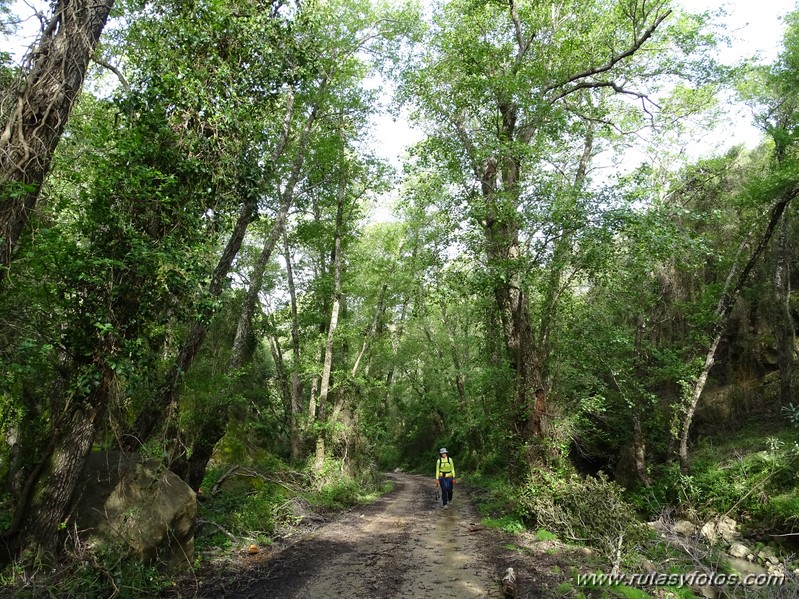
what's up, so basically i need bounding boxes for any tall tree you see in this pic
[398,0,714,454]
[0,0,304,559]
[163,0,411,484]
[757,10,799,407]
[0,0,114,279]
[116,0,305,454]
[1,88,225,559]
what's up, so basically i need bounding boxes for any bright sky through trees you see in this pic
[370,0,799,167]
[2,0,797,168]
[680,0,797,66]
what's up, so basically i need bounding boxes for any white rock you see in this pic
[700,516,740,545]
[728,542,750,559]
[674,520,696,536]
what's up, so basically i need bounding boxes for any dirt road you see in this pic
[226,472,507,598]
[167,471,582,598]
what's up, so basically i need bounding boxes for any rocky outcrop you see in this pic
[652,515,797,593]
[73,451,197,568]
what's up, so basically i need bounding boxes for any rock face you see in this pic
[74,451,197,568]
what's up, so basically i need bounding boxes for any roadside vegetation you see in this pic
[1,0,799,597]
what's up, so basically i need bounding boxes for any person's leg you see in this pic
[441,477,452,507]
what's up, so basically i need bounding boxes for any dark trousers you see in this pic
[438,476,453,505]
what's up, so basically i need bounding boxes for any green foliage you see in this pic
[517,470,652,566]
[317,478,361,510]
[754,493,799,533]
[783,403,799,432]
[195,465,292,554]
[308,457,385,510]
[0,543,171,599]
[631,426,799,537]
[483,514,525,535]
[2,0,799,588]
[535,528,559,542]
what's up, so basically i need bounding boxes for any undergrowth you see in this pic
[517,468,652,568]
[0,539,171,599]
[0,453,392,598]
[627,423,799,538]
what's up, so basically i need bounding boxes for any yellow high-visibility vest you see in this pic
[436,456,455,478]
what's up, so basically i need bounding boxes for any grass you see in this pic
[628,421,799,532]
[484,514,526,534]
[536,528,560,541]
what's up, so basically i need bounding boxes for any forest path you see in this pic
[225,471,507,598]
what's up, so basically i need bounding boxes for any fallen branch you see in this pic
[197,518,236,541]
[210,465,307,496]
[211,465,241,496]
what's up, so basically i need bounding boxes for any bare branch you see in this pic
[92,56,130,92]
[549,78,660,107]
[508,0,534,66]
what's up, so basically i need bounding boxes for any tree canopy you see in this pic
[0,0,797,577]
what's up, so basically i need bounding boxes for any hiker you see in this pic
[435,447,456,509]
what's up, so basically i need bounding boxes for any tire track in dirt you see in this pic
[229,472,505,598]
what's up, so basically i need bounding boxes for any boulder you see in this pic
[74,451,197,568]
[700,516,740,546]
[728,542,750,559]
[673,520,696,536]
[756,545,779,566]
[694,385,736,430]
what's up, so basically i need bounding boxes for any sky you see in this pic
[679,0,797,65]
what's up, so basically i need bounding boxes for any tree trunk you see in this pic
[484,203,542,442]
[441,303,467,408]
[679,187,798,472]
[121,80,303,454]
[284,231,303,461]
[632,406,651,487]
[632,318,652,486]
[464,102,543,447]
[7,363,112,560]
[176,109,315,482]
[443,3,670,454]
[307,343,322,425]
[269,328,293,428]
[182,416,226,492]
[228,158,306,371]
[351,283,387,379]
[538,129,594,385]
[120,195,258,452]
[175,200,293,481]
[774,212,794,406]
[314,172,346,474]
[0,0,115,279]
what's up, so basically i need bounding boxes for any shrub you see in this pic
[752,493,799,534]
[318,478,360,509]
[483,514,525,534]
[517,469,651,567]
[1,541,171,599]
